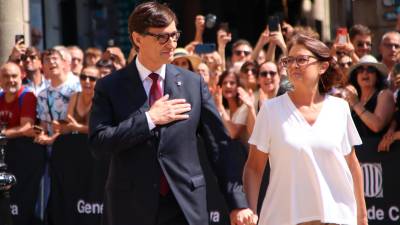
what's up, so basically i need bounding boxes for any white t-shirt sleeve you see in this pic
[341,102,362,155]
[248,103,271,153]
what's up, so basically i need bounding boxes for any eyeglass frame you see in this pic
[280,55,320,68]
[80,74,98,82]
[258,70,278,77]
[21,54,38,62]
[338,61,352,68]
[233,50,251,56]
[142,30,181,45]
[356,41,372,48]
[355,66,377,74]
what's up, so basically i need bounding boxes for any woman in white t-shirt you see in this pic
[243,34,368,225]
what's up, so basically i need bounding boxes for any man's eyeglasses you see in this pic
[233,50,251,56]
[280,55,319,68]
[356,41,372,48]
[80,74,98,82]
[338,62,352,68]
[383,43,400,50]
[259,70,278,77]
[20,55,38,61]
[142,31,181,44]
[356,66,377,74]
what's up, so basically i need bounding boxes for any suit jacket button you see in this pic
[158,152,162,158]
[153,183,158,189]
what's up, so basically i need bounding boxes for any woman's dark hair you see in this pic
[217,69,241,108]
[287,34,341,94]
[128,2,178,51]
[348,66,388,95]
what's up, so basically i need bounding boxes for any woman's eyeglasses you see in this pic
[80,74,98,82]
[356,66,377,74]
[356,41,372,48]
[241,67,257,74]
[142,31,181,45]
[259,71,278,77]
[280,55,319,68]
[338,62,352,68]
[233,50,251,56]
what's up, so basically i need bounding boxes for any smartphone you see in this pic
[15,34,24,44]
[194,43,216,54]
[268,16,280,32]
[336,27,347,44]
[107,39,115,47]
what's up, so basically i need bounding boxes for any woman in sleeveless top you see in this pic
[378,65,400,151]
[344,55,395,144]
[65,66,100,134]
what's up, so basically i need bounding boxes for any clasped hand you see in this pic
[148,94,191,125]
[230,208,258,225]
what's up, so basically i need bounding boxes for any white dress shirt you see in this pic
[135,57,166,130]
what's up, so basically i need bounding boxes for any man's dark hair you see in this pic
[25,46,41,57]
[41,48,64,62]
[128,1,178,51]
[349,24,372,41]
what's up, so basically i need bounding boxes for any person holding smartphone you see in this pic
[8,35,27,65]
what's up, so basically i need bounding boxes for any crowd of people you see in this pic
[1,2,400,224]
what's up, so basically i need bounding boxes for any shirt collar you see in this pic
[135,57,166,82]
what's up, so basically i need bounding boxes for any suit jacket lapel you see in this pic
[160,65,183,136]
[163,64,182,99]
[121,61,149,113]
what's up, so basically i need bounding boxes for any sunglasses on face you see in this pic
[20,54,38,61]
[280,55,319,68]
[356,41,372,48]
[242,67,257,74]
[233,50,251,56]
[259,70,277,77]
[142,31,181,45]
[339,61,352,68]
[80,74,98,82]
[356,66,377,74]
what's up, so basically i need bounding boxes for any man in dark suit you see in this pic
[88,2,257,225]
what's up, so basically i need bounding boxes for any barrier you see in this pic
[3,134,256,225]
[355,139,400,225]
[47,133,109,225]
[5,137,46,225]
[257,139,400,225]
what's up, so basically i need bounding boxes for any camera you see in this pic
[0,133,16,189]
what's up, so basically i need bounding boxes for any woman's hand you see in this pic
[66,115,83,131]
[238,87,255,108]
[344,85,359,108]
